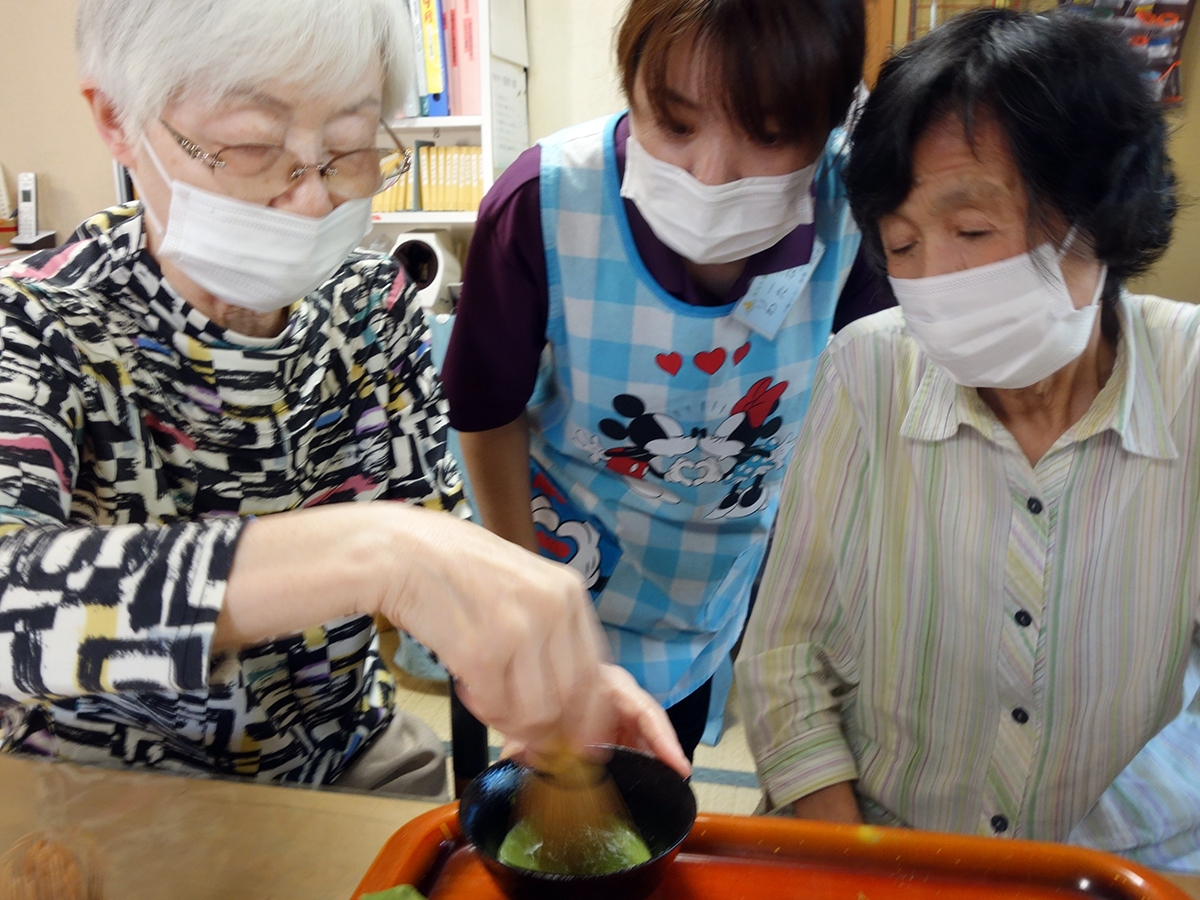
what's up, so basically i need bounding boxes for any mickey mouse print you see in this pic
[574,376,794,520]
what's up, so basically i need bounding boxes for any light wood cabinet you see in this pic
[865,0,1056,84]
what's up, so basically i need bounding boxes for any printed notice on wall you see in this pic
[491,58,530,175]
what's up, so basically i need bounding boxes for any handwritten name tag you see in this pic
[732,239,826,340]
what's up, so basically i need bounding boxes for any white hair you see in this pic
[76,0,414,132]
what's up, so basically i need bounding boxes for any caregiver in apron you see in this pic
[441,0,890,759]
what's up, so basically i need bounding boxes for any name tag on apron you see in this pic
[733,238,826,341]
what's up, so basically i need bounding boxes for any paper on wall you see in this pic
[490,57,529,176]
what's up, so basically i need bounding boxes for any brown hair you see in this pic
[616,0,865,146]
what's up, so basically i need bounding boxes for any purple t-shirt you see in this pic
[442,115,892,433]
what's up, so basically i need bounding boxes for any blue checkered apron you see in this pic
[529,114,861,723]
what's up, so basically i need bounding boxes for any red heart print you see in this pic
[694,348,727,375]
[537,530,573,560]
[656,352,683,376]
[733,342,751,365]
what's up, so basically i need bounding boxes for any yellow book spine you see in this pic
[436,146,447,211]
[452,146,463,211]
[443,146,452,211]
[419,146,432,211]
[474,146,484,210]
[464,147,472,212]
[461,147,471,211]
[431,147,441,211]
[429,147,439,211]
[418,0,445,95]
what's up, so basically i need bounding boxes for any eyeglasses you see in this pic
[159,118,412,203]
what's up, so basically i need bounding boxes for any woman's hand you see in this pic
[791,782,863,823]
[593,664,691,777]
[375,504,610,754]
[500,664,691,778]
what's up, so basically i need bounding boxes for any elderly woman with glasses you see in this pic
[0,0,688,794]
[736,8,1200,870]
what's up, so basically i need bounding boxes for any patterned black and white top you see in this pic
[0,204,464,784]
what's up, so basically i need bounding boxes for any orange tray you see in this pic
[351,804,1192,900]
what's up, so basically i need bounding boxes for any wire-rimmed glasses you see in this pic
[158,118,412,204]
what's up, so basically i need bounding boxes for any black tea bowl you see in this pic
[458,746,697,900]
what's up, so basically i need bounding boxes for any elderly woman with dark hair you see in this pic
[0,0,688,795]
[737,7,1199,869]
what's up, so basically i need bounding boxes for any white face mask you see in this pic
[139,139,373,314]
[890,234,1106,389]
[619,133,818,266]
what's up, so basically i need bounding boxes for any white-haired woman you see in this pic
[0,0,688,794]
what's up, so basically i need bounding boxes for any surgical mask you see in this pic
[890,234,1106,389]
[138,139,372,313]
[619,133,818,266]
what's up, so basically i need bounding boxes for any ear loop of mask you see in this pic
[1056,224,1108,310]
[1052,139,1138,308]
[1058,225,1079,259]
[132,137,174,238]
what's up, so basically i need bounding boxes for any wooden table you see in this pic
[0,754,436,899]
[0,754,1197,900]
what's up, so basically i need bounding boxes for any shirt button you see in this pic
[1027,497,1044,515]
[991,814,1009,833]
[1012,707,1029,724]
[1015,610,1033,627]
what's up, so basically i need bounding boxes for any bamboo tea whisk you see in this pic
[515,747,640,875]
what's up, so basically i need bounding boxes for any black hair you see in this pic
[845,8,1177,293]
[617,0,865,145]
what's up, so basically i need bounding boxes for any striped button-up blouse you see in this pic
[737,294,1200,844]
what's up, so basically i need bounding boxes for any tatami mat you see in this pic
[389,661,763,816]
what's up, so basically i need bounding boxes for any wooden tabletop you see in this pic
[0,753,1197,900]
[0,754,437,899]
[1171,873,1200,899]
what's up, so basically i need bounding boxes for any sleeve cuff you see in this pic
[756,718,860,811]
[176,517,247,692]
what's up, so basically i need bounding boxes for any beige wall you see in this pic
[0,0,115,241]
[525,0,626,141]
[1132,29,1200,303]
[522,0,1200,303]
[1,0,630,234]
[3,0,1196,295]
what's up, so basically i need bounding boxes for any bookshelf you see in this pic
[370,0,531,234]
[389,116,484,131]
[372,210,478,225]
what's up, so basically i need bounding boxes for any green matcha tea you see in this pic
[497,817,652,875]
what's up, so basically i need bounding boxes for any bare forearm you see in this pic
[458,416,539,553]
[214,504,403,652]
[103,497,675,764]
[792,782,862,823]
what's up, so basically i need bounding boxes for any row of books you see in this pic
[407,0,481,117]
[373,145,485,213]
